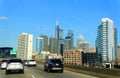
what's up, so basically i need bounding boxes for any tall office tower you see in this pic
[77,35,89,52]
[64,37,72,50]
[55,20,64,52]
[96,18,118,65]
[49,37,57,53]
[40,34,48,51]
[68,30,74,48]
[118,45,120,65]
[17,32,33,60]
[36,37,44,53]
[77,35,84,43]
[114,28,118,64]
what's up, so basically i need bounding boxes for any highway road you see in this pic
[0,65,99,78]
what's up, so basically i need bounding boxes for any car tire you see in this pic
[44,67,46,71]
[60,70,63,73]
[47,68,50,73]
[5,70,9,75]
[21,70,24,74]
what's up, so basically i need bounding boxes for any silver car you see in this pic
[1,59,8,69]
[6,58,24,74]
[27,60,37,67]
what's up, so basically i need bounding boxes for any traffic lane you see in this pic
[0,65,99,78]
[27,65,99,78]
[0,67,43,78]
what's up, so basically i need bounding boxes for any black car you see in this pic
[44,59,63,73]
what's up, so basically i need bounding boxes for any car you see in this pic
[27,60,37,67]
[5,58,24,74]
[44,59,64,73]
[0,61,2,65]
[1,59,9,69]
[23,60,28,66]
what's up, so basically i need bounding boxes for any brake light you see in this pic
[20,62,24,64]
[7,62,11,64]
[50,63,53,65]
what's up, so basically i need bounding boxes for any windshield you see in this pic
[51,59,62,64]
[2,60,8,62]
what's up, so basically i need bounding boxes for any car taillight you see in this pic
[7,62,11,64]
[20,62,24,64]
[50,63,53,65]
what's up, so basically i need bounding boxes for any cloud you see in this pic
[0,16,8,20]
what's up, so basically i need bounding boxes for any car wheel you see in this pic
[5,70,9,75]
[44,67,46,71]
[47,68,50,73]
[60,70,63,73]
[21,70,24,74]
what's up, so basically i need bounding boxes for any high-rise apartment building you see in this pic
[40,34,48,51]
[36,37,44,53]
[96,18,118,65]
[17,32,33,60]
[55,21,64,52]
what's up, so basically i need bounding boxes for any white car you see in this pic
[5,58,24,74]
[1,59,9,69]
[23,60,28,66]
[27,60,37,67]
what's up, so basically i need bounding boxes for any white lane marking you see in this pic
[31,75,35,78]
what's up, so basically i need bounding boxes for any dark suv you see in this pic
[44,59,63,73]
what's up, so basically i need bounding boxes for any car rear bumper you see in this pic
[52,68,63,70]
[1,65,6,69]
[6,68,24,72]
[28,64,36,66]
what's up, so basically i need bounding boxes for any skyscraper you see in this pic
[64,30,74,50]
[77,35,89,52]
[49,37,57,53]
[96,18,118,65]
[17,32,33,60]
[118,45,120,65]
[64,37,72,50]
[40,34,48,51]
[36,37,44,53]
[55,20,64,52]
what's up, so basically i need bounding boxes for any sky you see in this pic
[0,0,120,50]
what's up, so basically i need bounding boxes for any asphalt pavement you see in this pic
[0,65,99,78]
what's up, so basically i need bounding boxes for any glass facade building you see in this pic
[96,18,118,65]
[40,34,48,51]
[36,37,44,53]
[55,21,64,52]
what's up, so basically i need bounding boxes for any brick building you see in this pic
[64,49,83,65]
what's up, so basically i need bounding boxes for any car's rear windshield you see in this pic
[9,59,22,62]
[51,59,62,64]
[2,60,8,62]
[29,60,35,61]
[23,60,28,62]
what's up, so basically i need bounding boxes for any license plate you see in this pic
[56,63,59,66]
